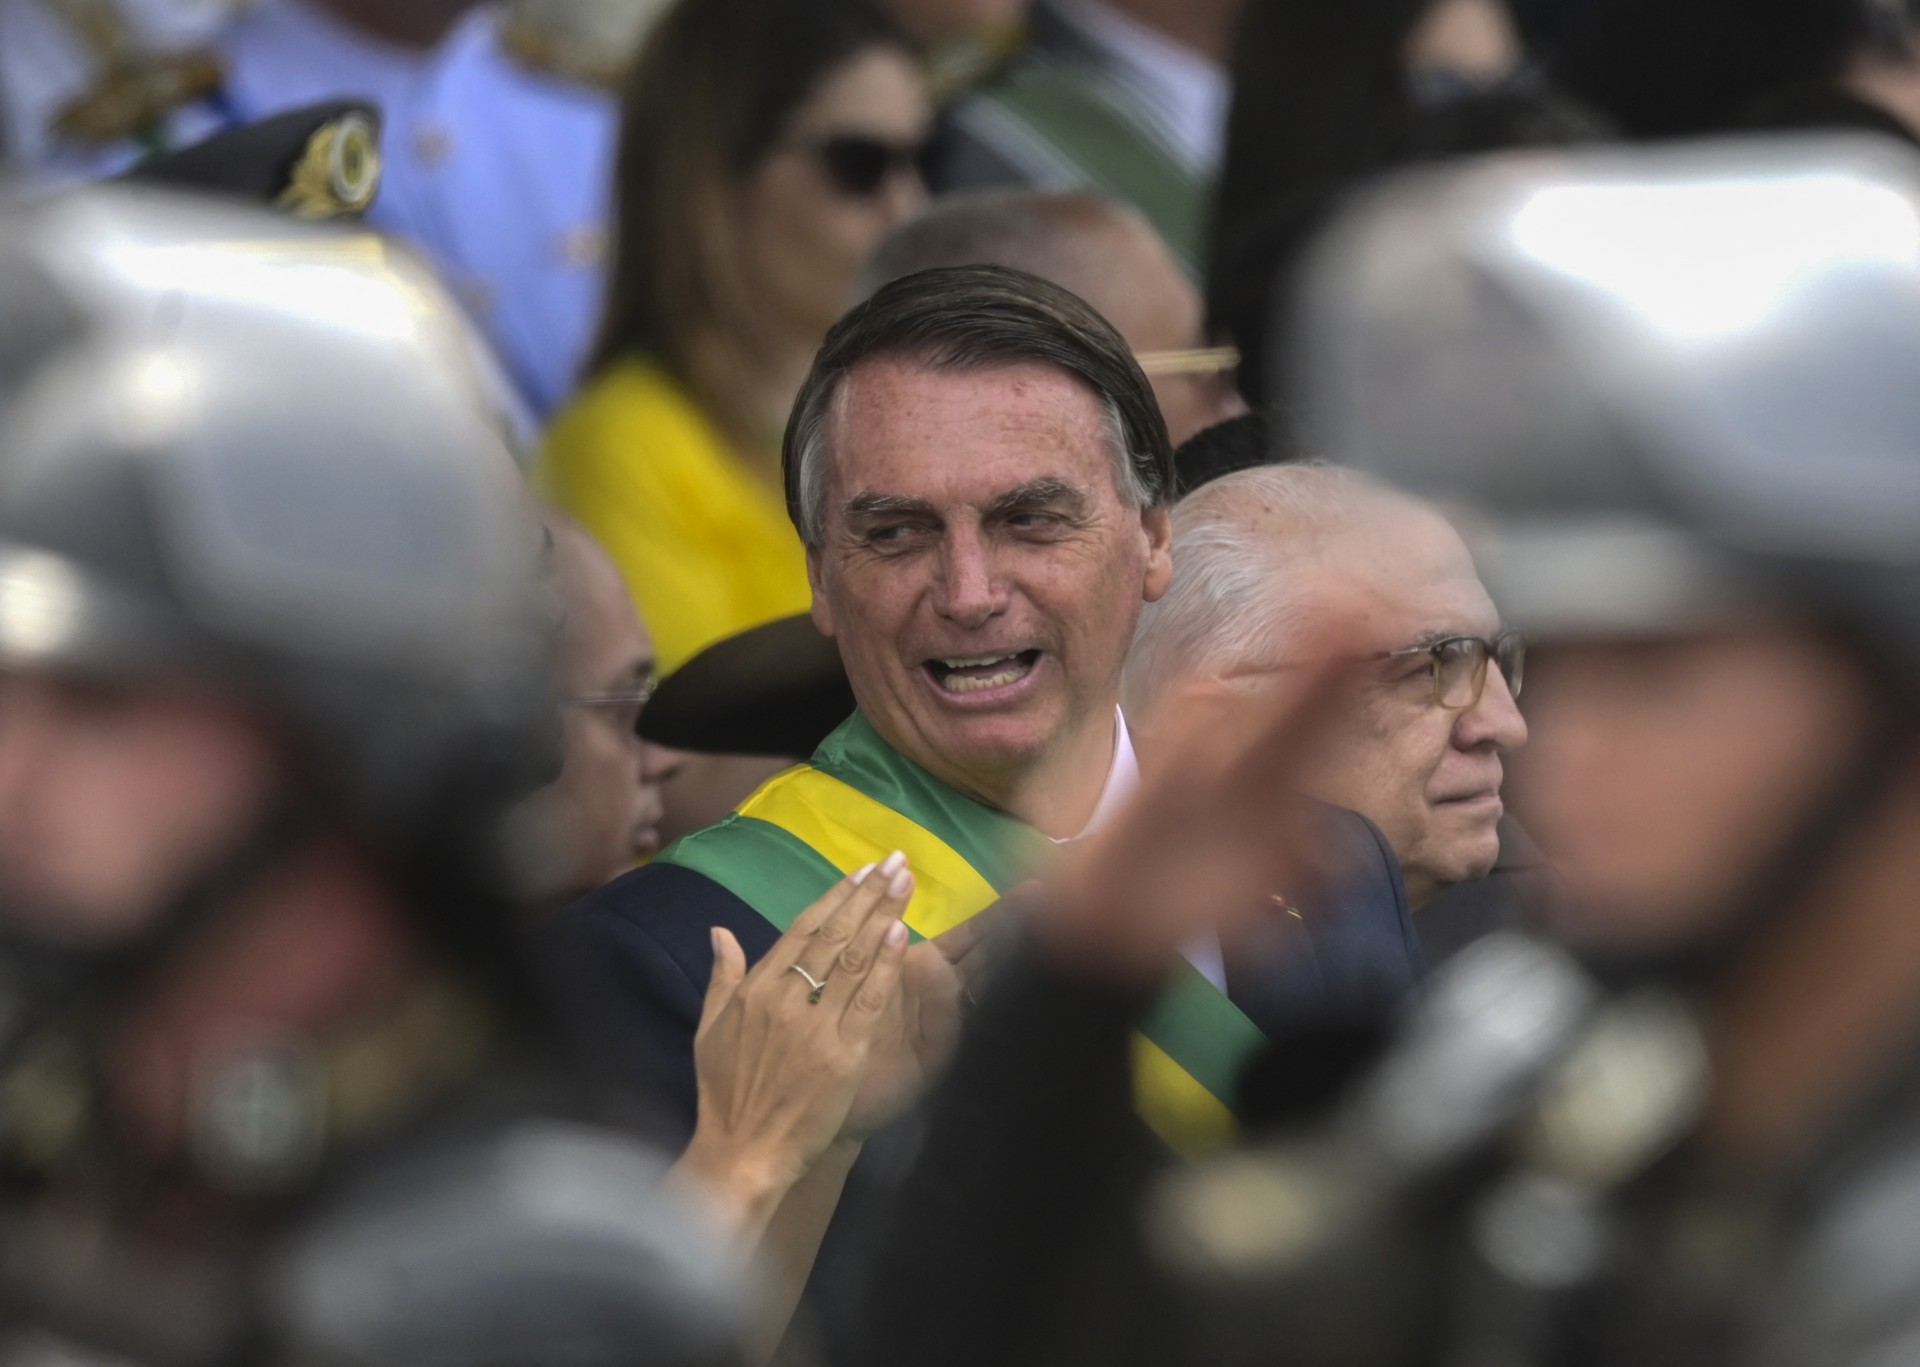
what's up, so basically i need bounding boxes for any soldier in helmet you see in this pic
[0,181,929,1367]
[1264,129,1920,1367]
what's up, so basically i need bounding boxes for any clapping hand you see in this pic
[676,855,916,1230]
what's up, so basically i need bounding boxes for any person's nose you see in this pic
[931,528,1006,629]
[1455,666,1528,752]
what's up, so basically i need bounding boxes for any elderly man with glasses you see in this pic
[1126,464,1533,950]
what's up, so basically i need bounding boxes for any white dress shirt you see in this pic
[1056,707,1230,993]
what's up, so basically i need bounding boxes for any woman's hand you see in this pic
[673,854,915,1237]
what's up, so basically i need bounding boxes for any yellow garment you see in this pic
[536,356,812,671]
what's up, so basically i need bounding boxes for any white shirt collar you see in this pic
[1057,706,1139,844]
[1056,707,1230,992]
[1049,0,1228,172]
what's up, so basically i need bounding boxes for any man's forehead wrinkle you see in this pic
[987,476,1088,509]
[841,353,1105,424]
[844,475,1092,521]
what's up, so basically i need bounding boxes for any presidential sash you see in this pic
[658,712,1266,1156]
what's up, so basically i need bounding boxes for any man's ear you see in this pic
[1141,502,1174,603]
[807,550,836,639]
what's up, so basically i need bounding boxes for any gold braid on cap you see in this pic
[277,111,382,219]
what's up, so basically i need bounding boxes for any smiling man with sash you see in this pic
[557,266,1418,1172]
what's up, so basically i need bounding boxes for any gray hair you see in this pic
[1124,464,1397,714]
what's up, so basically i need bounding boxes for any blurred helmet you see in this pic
[1294,134,1920,683]
[0,182,556,894]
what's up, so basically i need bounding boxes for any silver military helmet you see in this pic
[0,181,557,899]
[1291,134,1920,679]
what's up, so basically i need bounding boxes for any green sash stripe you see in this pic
[661,813,843,932]
[1141,962,1270,1101]
[810,713,1050,888]
[661,713,1270,1136]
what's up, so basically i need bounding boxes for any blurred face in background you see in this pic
[1512,623,1876,955]
[516,519,685,910]
[0,673,283,947]
[1085,216,1246,446]
[1403,0,1520,84]
[737,45,931,347]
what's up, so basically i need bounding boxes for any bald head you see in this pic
[858,190,1243,443]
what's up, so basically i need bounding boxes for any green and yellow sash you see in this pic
[658,713,1265,1155]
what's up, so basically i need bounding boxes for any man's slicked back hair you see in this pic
[782,264,1174,547]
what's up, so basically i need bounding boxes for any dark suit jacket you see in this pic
[550,798,1422,1145]
[1414,816,1564,965]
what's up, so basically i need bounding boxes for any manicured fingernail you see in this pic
[851,862,876,885]
[889,868,914,898]
[709,926,723,953]
[880,849,907,876]
[885,920,908,947]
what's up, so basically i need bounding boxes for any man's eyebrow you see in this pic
[1389,630,1462,654]
[843,490,938,521]
[984,478,1086,517]
[1399,626,1503,651]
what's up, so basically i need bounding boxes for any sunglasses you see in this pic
[795,133,927,198]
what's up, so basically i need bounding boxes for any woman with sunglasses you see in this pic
[538,0,930,679]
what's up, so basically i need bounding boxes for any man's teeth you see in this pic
[935,653,1034,693]
[941,653,1018,669]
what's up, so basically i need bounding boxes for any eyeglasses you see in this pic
[798,134,927,198]
[562,678,658,731]
[1134,345,1240,378]
[1381,631,1525,710]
